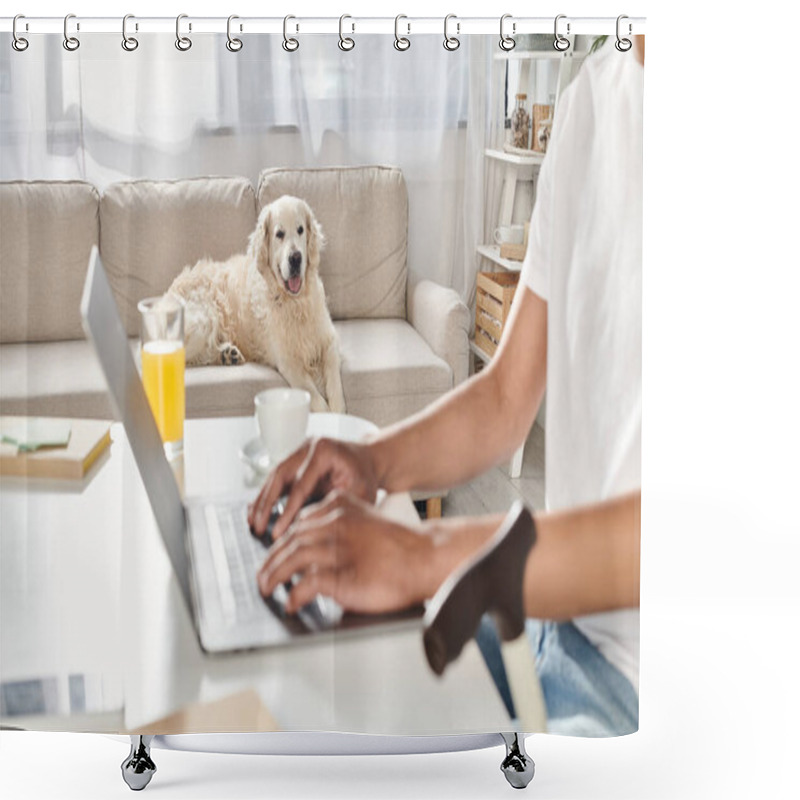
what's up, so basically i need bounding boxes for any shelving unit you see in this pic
[476,244,522,273]
[468,338,492,367]
[472,44,588,477]
[485,148,545,167]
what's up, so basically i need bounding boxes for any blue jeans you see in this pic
[475,616,638,737]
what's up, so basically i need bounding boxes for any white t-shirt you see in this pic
[521,41,643,693]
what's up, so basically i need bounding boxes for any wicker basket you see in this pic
[474,271,520,358]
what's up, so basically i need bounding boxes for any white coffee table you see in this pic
[126,413,510,733]
[2,414,535,792]
[1,414,509,735]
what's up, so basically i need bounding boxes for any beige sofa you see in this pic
[0,167,470,443]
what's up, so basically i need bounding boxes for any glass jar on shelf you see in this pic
[511,93,530,150]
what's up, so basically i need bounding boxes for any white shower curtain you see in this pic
[0,32,491,302]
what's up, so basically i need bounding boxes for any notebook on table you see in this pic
[0,416,111,480]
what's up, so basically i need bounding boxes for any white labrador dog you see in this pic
[166,195,346,413]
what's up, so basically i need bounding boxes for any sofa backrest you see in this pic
[1,169,408,343]
[1,181,99,343]
[100,177,256,336]
[257,166,408,321]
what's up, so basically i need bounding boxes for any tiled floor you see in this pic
[443,423,545,517]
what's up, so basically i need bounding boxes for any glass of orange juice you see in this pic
[138,295,186,459]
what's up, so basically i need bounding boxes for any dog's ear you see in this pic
[248,205,271,267]
[303,202,325,272]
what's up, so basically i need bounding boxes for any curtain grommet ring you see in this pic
[615,15,632,52]
[394,15,410,51]
[63,14,80,51]
[283,15,299,52]
[121,14,139,51]
[175,14,192,51]
[226,15,243,52]
[443,14,460,51]
[12,14,29,52]
[499,14,516,52]
[338,14,355,51]
[553,14,570,52]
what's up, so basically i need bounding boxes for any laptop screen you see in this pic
[80,247,192,609]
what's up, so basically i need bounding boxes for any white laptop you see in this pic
[80,246,420,654]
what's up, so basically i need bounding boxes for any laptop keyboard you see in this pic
[203,502,274,623]
[202,501,343,631]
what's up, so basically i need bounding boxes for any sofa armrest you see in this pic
[407,276,471,386]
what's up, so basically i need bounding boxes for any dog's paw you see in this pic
[220,344,245,366]
[329,396,347,414]
[309,395,329,413]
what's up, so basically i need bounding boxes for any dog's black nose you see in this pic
[289,251,302,275]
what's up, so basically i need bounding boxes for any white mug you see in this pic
[255,388,310,462]
[493,224,525,245]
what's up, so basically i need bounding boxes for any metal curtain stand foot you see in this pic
[500,732,535,789]
[121,735,156,791]
[423,501,545,789]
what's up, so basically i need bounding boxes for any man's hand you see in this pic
[247,437,380,540]
[256,491,433,615]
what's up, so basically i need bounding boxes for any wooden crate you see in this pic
[499,241,527,262]
[474,271,520,358]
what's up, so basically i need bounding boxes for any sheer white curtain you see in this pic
[0,32,492,300]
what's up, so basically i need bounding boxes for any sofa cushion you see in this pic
[100,177,257,336]
[1,181,99,344]
[0,340,286,420]
[335,319,452,428]
[1,321,453,428]
[0,340,114,419]
[258,166,408,322]
[184,363,287,418]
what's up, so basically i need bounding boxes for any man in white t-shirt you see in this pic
[249,37,644,736]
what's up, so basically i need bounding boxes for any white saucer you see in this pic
[239,437,272,473]
[240,414,380,475]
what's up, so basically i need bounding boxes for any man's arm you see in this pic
[423,491,641,619]
[257,490,641,620]
[370,286,547,494]
[249,287,547,537]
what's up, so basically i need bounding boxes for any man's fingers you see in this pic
[263,508,332,558]
[258,540,340,599]
[258,512,343,587]
[249,465,288,533]
[272,442,332,539]
[295,489,357,523]
[285,569,341,614]
[250,445,306,534]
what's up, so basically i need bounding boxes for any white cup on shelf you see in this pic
[493,224,525,245]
